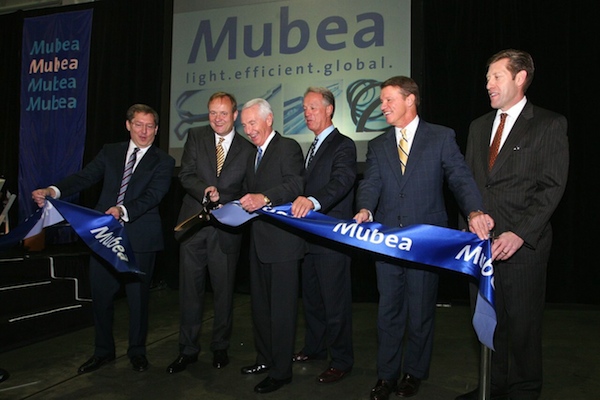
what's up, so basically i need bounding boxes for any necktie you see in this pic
[216,137,225,177]
[398,128,409,174]
[117,147,139,205]
[255,147,263,172]
[306,136,319,168]
[488,113,508,171]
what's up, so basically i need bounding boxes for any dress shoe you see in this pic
[396,373,421,397]
[167,353,198,374]
[77,355,115,374]
[254,376,292,394]
[291,351,324,362]
[316,366,352,383]
[130,355,149,372]
[370,379,397,400]
[212,349,229,369]
[455,388,508,400]
[0,368,9,383]
[241,363,270,375]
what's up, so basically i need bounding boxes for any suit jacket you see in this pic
[466,101,569,264]
[356,119,483,228]
[303,129,357,253]
[56,142,175,253]
[246,132,306,263]
[176,125,255,249]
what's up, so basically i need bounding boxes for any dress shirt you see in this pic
[490,96,527,149]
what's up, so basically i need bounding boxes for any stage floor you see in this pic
[0,288,598,399]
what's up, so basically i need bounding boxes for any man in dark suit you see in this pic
[455,49,569,400]
[32,104,175,374]
[290,87,356,384]
[353,76,493,400]
[166,92,255,374]
[237,98,305,394]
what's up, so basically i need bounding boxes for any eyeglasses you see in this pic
[131,121,157,130]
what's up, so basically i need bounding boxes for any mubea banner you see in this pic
[170,0,411,164]
[18,10,93,222]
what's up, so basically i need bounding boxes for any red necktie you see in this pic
[488,113,507,171]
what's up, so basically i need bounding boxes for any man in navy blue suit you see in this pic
[32,104,175,374]
[354,77,493,399]
[290,87,356,384]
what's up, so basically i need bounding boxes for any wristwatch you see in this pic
[263,195,272,207]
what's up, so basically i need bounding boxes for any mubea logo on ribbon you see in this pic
[212,201,496,350]
[0,198,139,274]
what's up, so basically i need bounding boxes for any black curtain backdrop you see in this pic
[0,0,597,304]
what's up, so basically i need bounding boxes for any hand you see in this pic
[205,186,220,203]
[105,206,121,220]
[31,188,55,208]
[491,231,524,261]
[291,196,314,218]
[239,193,267,212]
[353,209,371,224]
[468,211,495,240]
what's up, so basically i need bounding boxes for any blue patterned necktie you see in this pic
[117,147,139,205]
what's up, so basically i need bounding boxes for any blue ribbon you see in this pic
[0,198,139,274]
[212,201,496,349]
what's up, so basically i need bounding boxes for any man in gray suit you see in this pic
[238,98,305,394]
[167,92,255,374]
[354,76,493,400]
[455,49,569,400]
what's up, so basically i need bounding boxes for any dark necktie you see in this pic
[216,137,225,177]
[488,113,507,171]
[117,147,139,205]
[306,136,319,168]
[255,147,263,172]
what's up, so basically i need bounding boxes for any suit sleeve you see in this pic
[309,137,357,213]
[442,129,485,217]
[356,140,382,212]
[515,115,568,247]
[179,129,210,203]
[55,146,109,197]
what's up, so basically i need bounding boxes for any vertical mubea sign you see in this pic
[18,10,93,221]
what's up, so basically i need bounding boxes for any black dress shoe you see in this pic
[77,355,115,374]
[213,349,229,369]
[254,376,292,393]
[0,368,9,383]
[166,353,198,374]
[396,373,421,397]
[130,355,149,372]
[370,379,397,400]
[241,363,270,375]
[455,388,508,400]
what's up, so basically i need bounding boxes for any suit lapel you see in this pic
[255,132,279,175]
[305,129,336,176]
[203,130,218,174]
[479,113,496,172]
